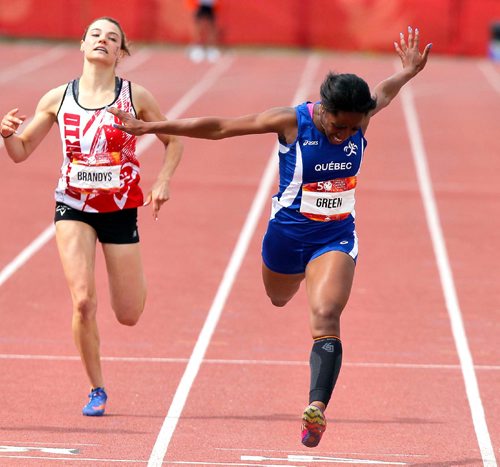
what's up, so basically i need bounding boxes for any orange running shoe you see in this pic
[301,404,326,447]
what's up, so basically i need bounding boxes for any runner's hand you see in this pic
[394,26,432,76]
[144,180,171,220]
[1,108,26,138]
[108,107,148,135]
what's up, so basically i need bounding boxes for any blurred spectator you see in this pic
[489,21,500,60]
[187,0,221,63]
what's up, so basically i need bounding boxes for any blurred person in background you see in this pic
[187,0,221,63]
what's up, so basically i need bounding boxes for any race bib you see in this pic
[300,176,357,222]
[67,152,121,194]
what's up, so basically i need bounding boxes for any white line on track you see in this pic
[1,353,500,371]
[0,224,55,286]
[0,53,235,286]
[242,454,407,465]
[0,45,69,151]
[478,60,500,94]
[136,52,235,154]
[0,456,148,464]
[218,447,428,459]
[0,45,68,85]
[118,48,154,73]
[399,75,497,467]
[147,52,322,467]
[0,441,97,446]
[0,456,294,466]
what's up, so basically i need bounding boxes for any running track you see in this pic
[0,41,499,466]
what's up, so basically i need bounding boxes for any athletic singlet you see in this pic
[55,78,143,213]
[270,101,367,241]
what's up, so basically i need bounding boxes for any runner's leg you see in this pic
[261,262,304,307]
[103,242,147,326]
[55,220,104,389]
[301,250,355,446]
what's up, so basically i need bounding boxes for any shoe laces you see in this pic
[88,387,105,400]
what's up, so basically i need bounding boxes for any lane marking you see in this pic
[136,52,235,155]
[0,225,55,287]
[242,454,406,465]
[0,445,77,455]
[0,45,68,154]
[0,45,68,85]
[0,455,147,464]
[0,457,298,466]
[147,53,322,467]
[399,76,497,467]
[0,440,96,446]
[1,353,499,371]
[220,447,427,458]
[0,53,235,286]
[478,60,500,94]
[118,48,153,73]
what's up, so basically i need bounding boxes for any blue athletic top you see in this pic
[270,102,367,242]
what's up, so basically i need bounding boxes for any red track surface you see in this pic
[0,41,499,466]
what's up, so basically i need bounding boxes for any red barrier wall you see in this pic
[0,0,499,56]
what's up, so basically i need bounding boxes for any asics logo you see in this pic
[303,140,319,146]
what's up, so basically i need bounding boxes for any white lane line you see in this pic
[0,53,235,286]
[0,45,68,151]
[0,455,147,464]
[147,53,322,467]
[136,53,235,154]
[399,80,497,467]
[118,48,154,74]
[243,454,406,465]
[0,225,55,286]
[0,441,97,446]
[220,447,428,459]
[478,59,500,94]
[1,353,500,371]
[0,45,68,85]
[0,456,294,466]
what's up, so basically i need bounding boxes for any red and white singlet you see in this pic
[55,78,143,212]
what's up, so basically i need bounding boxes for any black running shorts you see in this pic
[54,202,139,244]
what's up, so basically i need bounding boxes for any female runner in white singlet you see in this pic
[1,17,183,416]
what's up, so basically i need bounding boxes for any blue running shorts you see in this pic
[262,220,358,274]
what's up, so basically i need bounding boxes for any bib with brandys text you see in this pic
[67,151,122,194]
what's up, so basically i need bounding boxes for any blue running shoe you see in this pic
[82,387,107,416]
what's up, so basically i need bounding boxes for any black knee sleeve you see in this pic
[309,336,343,407]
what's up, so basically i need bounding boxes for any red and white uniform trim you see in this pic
[55,78,143,212]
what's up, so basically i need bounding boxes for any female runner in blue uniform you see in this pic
[108,27,431,447]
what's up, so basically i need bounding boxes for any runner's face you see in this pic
[81,20,123,65]
[319,108,364,145]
